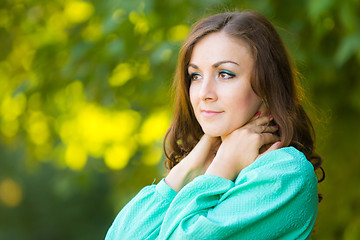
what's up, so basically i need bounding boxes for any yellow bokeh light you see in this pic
[139,110,170,145]
[54,80,86,113]
[104,142,135,170]
[151,30,164,43]
[66,80,84,96]
[59,120,77,144]
[108,110,141,141]
[26,111,50,146]
[0,179,22,207]
[108,63,133,87]
[28,121,49,145]
[142,145,163,166]
[64,1,94,24]
[65,81,86,109]
[129,11,149,34]
[55,81,143,169]
[167,24,189,42]
[139,60,150,77]
[82,20,103,41]
[8,41,35,71]
[47,12,68,44]
[77,105,109,156]
[1,93,26,121]
[1,119,19,138]
[58,103,141,159]
[65,144,88,170]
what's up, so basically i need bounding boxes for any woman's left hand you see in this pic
[205,115,281,181]
[165,134,221,192]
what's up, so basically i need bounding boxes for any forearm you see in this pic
[205,157,239,181]
[165,160,202,192]
[165,135,220,192]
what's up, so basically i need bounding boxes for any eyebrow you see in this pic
[188,60,240,69]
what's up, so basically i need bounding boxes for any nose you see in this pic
[199,77,217,101]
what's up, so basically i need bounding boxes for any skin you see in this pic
[188,31,262,137]
[165,31,280,192]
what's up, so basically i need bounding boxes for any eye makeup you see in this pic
[219,70,236,79]
[189,72,202,81]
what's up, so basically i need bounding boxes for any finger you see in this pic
[244,116,273,130]
[246,114,273,128]
[259,125,279,133]
[247,111,262,123]
[262,141,281,154]
[254,115,273,126]
[257,141,281,159]
[259,132,280,146]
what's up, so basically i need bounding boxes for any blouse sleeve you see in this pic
[105,179,177,240]
[157,147,319,240]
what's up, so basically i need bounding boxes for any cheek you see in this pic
[231,89,261,119]
[189,85,198,109]
[189,87,199,123]
[245,91,261,109]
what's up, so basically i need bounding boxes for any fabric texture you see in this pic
[105,146,318,240]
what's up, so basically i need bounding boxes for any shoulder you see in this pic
[218,147,318,238]
[235,146,316,185]
[233,147,318,205]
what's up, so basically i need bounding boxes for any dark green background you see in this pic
[0,0,359,239]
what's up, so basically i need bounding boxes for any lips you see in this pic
[201,110,224,117]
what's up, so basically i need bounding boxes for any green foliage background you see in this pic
[0,0,359,239]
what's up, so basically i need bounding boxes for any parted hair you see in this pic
[163,11,324,201]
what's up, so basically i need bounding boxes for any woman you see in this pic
[105,11,324,239]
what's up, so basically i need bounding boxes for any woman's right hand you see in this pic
[205,114,280,181]
[165,134,220,192]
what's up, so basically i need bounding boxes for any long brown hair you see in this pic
[163,11,324,200]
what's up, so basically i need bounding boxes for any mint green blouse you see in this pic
[105,147,318,239]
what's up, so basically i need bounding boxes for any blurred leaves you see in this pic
[0,0,359,239]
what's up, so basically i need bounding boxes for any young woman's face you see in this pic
[189,31,262,137]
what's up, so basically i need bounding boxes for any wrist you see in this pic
[205,157,239,181]
[165,160,200,192]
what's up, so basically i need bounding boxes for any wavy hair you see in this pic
[163,11,324,201]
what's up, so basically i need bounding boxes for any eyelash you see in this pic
[189,70,236,81]
[190,73,201,81]
[219,70,236,79]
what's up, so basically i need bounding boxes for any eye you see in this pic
[190,73,202,81]
[219,70,236,79]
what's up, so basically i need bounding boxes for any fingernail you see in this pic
[276,142,281,147]
[254,111,261,117]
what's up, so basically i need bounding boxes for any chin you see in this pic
[202,127,229,138]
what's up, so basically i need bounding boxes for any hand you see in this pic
[165,135,221,192]
[205,114,280,181]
